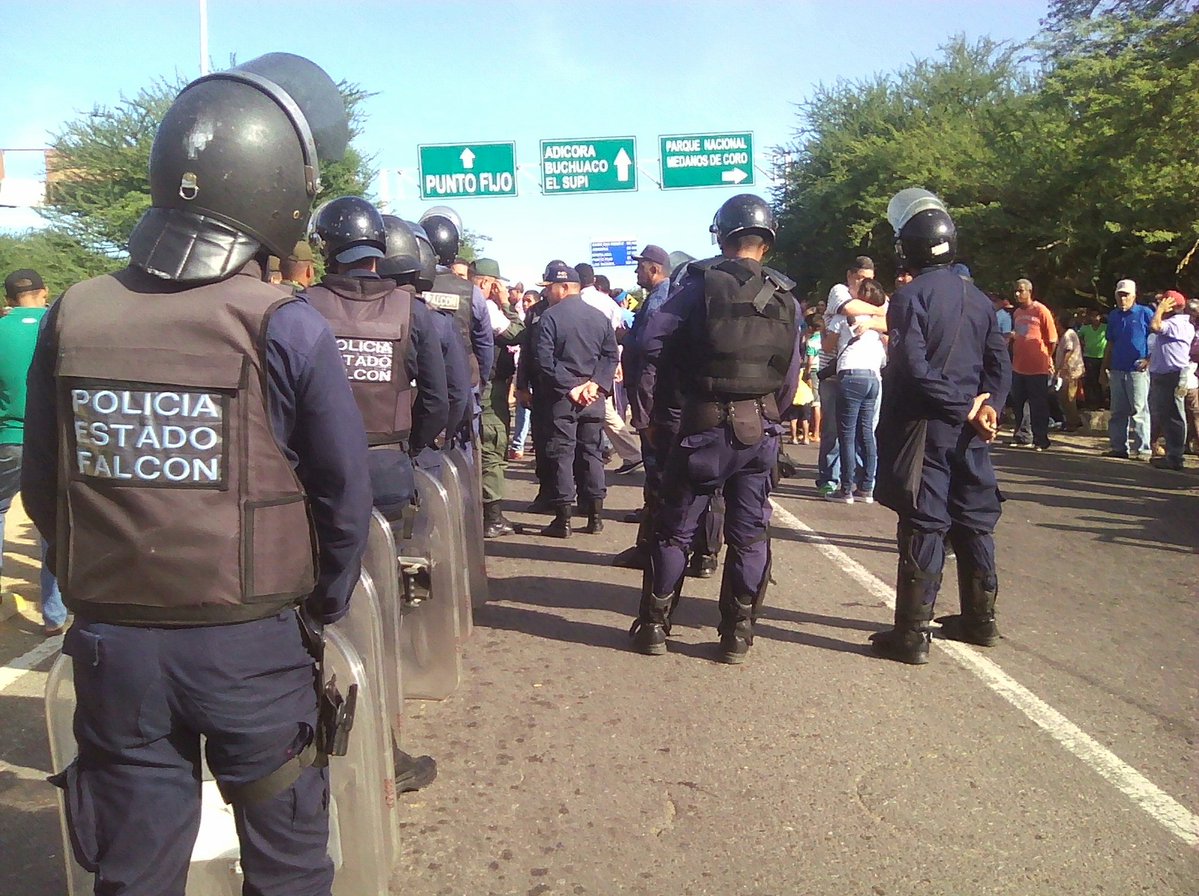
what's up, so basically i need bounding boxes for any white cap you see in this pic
[1115,278,1137,296]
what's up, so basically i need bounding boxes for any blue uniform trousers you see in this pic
[652,425,777,596]
[644,427,724,556]
[901,439,1001,606]
[59,611,332,896]
[536,393,606,506]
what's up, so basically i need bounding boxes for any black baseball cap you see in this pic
[539,260,580,285]
[4,268,45,298]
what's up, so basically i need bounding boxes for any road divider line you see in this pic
[0,758,51,782]
[769,498,1199,847]
[0,636,61,694]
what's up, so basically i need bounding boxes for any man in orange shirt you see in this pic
[1009,278,1058,451]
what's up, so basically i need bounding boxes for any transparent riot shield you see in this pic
[445,445,489,609]
[363,509,406,748]
[435,452,474,641]
[45,617,394,896]
[393,467,462,699]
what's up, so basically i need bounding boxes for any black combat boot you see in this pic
[483,501,515,539]
[687,552,718,578]
[393,745,438,793]
[540,504,572,538]
[936,563,1000,646]
[629,592,675,655]
[715,547,771,664]
[583,498,604,534]
[526,493,554,514]
[717,594,756,664]
[870,531,939,664]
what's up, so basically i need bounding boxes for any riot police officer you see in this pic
[380,215,472,470]
[304,196,449,516]
[629,194,804,663]
[21,55,371,894]
[870,189,1011,664]
[419,206,495,445]
[530,261,619,538]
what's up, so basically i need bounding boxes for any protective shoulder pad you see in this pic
[762,265,796,292]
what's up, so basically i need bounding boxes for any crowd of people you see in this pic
[778,262,1199,485]
[0,52,1196,896]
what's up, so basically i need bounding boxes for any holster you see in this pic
[680,395,779,444]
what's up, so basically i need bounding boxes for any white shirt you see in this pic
[834,301,889,373]
[485,300,510,336]
[580,286,624,332]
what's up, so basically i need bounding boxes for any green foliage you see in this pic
[773,5,1199,307]
[0,229,121,296]
[39,76,377,259]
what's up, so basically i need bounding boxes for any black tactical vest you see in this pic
[689,258,797,398]
[303,279,413,446]
[425,272,478,386]
[52,266,318,624]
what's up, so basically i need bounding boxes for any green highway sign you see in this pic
[418,142,517,199]
[540,137,637,195]
[659,132,755,190]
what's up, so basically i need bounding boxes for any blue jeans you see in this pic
[1149,371,1187,462]
[0,444,66,626]
[816,376,841,487]
[837,371,880,493]
[1108,370,1150,454]
[510,401,532,453]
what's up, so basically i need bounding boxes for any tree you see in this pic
[0,229,120,296]
[772,37,1034,301]
[40,75,376,259]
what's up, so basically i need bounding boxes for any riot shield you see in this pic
[393,467,462,699]
[435,452,474,640]
[45,617,394,896]
[363,509,407,747]
[445,444,489,608]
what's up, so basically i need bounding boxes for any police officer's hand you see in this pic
[516,388,533,408]
[568,383,592,406]
[972,405,999,442]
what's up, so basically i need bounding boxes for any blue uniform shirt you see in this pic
[23,268,373,625]
[884,266,1011,446]
[533,294,619,396]
[1106,304,1154,372]
[421,295,472,437]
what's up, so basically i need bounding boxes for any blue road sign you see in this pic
[591,239,638,268]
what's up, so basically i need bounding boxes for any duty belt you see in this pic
[681,396,778,444]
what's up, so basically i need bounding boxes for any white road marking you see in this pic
[769,498,1199,847]
[0,635,61,694]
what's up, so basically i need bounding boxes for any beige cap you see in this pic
[1115,278,1136,296]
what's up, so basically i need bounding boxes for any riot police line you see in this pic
[22,52,1010,896]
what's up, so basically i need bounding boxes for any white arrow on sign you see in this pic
[614,147,632,182]
[460,148,476,170]
[721,167,748,184]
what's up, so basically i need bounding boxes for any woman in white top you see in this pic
[1053,311,1086,431]
[830,278,889,503]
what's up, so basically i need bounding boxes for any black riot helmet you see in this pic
[407,220,438,293]
[128,53,349,283]
[897,209,957,270]
[378,215,421,283]
[418,206,462,266]
[888,187,956,269]
[309,196,386,266]
[709,194,777,247]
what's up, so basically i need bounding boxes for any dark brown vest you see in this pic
[52,267,318,624]
[302,278,413,445]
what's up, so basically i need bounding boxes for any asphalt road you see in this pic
[2,435,1196,895]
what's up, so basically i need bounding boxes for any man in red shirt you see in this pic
[1009,278,1058,451]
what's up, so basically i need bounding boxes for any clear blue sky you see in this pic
[0,0,1048,288]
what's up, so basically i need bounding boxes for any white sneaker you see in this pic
[822,489,853,504]
[854,489,874,504]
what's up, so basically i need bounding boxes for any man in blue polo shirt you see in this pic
[1102,278,1154,459]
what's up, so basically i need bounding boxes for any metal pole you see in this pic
[199,0,210,76]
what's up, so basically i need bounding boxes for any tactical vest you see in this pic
[689,258,797,399]
[303,282,414,446]
[52,269,318,625]
[425,272,479,386]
